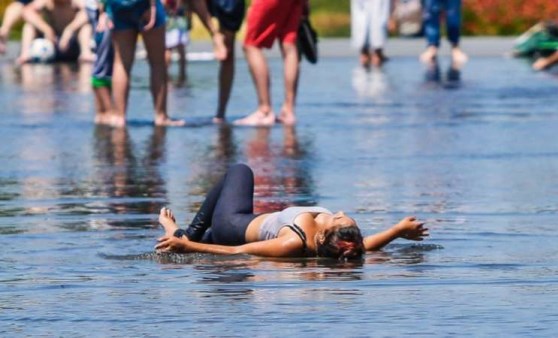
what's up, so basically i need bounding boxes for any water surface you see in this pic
[1,54,557,336]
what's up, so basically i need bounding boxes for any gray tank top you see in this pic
[259,206,332,241]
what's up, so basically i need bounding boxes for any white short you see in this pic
[166,29,189,49]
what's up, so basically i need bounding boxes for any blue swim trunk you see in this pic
[106,0,166,31]
[207,0,245,32]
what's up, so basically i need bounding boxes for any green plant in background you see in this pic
[308,0,350,37]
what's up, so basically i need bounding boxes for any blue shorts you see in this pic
[207,0,245,32]
[16,0,33,5]
[107,0,166,31]
[86,8,114,86]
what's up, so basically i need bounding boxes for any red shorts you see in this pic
[244,0,304,49]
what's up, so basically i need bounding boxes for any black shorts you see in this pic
[207,0,245,32]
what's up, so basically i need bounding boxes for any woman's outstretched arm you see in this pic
[155,234,304,257]
[363,217,428,251]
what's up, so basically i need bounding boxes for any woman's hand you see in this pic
[155,235,190,252]
[142,3,157,31]
[394,216,429,241]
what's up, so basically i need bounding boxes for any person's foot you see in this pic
[79,53,96,63]
[360,52,371,68]
[451,47,468,66]
[94,113,114,126]
[212,32,227,61]
[371,52,382,67]
[277,109,296,125]
[154,116,186,127]
[159,207,179,237]
[16,53,31,65]
[420,46,438,63]
[108,114,127,128]
[233,110,275,127]
[212,116,226,124]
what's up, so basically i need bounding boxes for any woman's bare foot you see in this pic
[420,46,438,63]
[154,116,186,127]
[159,207,179,237]
[233,110,275,126]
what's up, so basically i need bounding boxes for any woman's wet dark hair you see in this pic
[316,225,365,260]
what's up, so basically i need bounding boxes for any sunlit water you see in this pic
[1,53,558,336]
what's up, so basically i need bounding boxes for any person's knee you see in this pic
[228,163,252,176]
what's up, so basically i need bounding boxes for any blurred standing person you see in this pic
[85,0,115,125]
[419,0,467,65]
[351,0,392,68]
[233,0,304,127]
[0,0,32,55]
[163,0,190,83]
[105,0,184,127]
[18,0,95,64]
[207,0,246,124]
[104,0,226,127]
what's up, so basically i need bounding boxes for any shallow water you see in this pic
[1,54,558,336]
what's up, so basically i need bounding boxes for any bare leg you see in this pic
[234,44,275,126]
[111,29,137,127]
[278,42,299,125]
[213,29,236,123]
[164,48,172,77]
[0,2,25,54]
[77,24,95,62]
[142,26,185,126]
[159,207,179,237]
[93,86,115,125]
[16,23,36,64]
[176,43,187,84]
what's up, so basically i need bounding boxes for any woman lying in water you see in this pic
[156,164,429,260]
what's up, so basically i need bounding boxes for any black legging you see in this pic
[177,163,258,245]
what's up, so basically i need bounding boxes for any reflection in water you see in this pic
[424,59,462,89]
[187,124,239,214]
[15,63,92,115]
[351,66,390,100]
[188,125,316,218]
[90,126,168,227]
[245,126,316,212]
